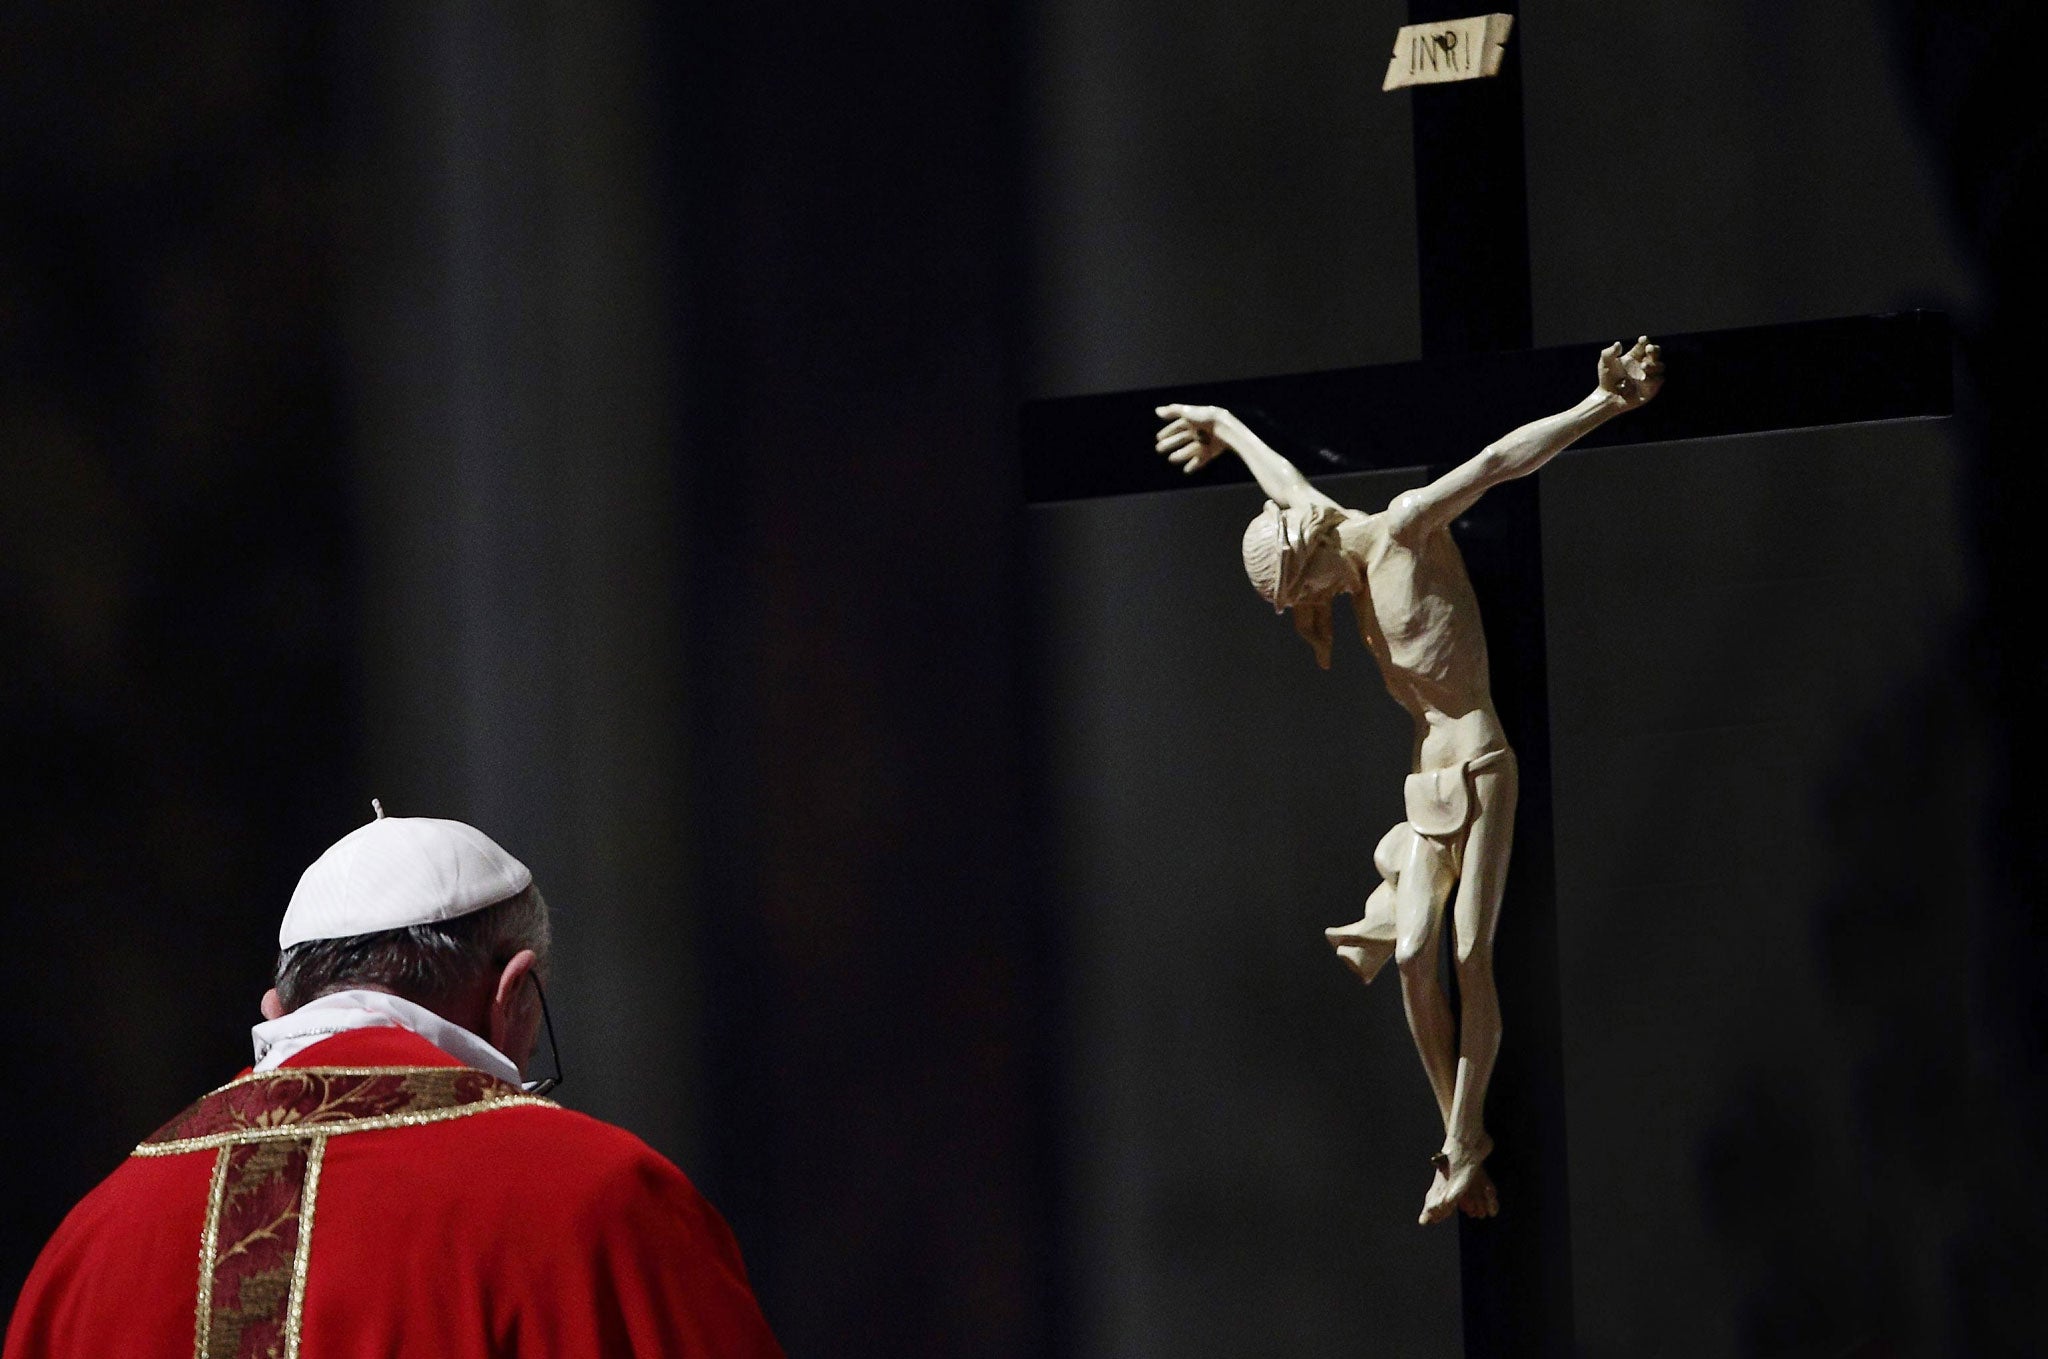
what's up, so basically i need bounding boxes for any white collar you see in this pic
[250,988,523,1086]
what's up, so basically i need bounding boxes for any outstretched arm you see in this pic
[1154,404,1342,511]
[1386,337,1663,542]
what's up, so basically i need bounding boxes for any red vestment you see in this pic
[4,1028,782,1358]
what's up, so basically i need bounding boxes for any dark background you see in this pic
[2,3,2043,1357]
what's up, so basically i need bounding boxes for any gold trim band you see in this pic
[193,1146,231,1359]
[280,1135,325,1359]
[134,1095,554,1157]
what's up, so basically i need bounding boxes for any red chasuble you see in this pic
[4,1028,783,1358]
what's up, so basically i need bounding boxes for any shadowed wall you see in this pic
[0,0,359,1304]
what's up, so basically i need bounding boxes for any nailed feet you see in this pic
[1420,1136,1497,1225]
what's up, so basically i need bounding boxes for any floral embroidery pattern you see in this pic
[195,1136,323,1359]
[141,1067,535,1153]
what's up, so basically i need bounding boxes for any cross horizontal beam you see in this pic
[1022,310,1952,505]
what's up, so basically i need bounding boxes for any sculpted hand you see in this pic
[1597,336,1664,409]
[1154,403,1235,473]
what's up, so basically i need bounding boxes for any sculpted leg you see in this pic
[1421,756,1517,1225]
[1392,829,1458,1132]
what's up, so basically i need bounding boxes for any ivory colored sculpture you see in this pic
[1154,338,1663,1226]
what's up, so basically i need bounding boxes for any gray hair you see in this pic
[273,883,551,1011]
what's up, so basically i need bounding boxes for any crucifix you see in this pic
[1020,4,1953,1355]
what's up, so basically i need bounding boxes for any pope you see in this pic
[4,806,782,1358]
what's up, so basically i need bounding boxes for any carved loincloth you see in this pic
[1328,751,1513,985]
[1328,822,1421,986]
[1402,747,1513,872]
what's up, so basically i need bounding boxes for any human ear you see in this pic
[488,950,541,1070]
[260,988,286,1021]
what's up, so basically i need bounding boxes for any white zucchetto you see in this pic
[279,807,533,949]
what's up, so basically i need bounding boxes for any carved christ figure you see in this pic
[1154,338,1663,1225]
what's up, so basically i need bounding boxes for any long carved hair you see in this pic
[1291,599,1336,670]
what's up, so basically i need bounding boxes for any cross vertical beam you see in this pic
[1404,3,1574,1354]
[1450,470,1576,1359]
[1409,1,1532,357]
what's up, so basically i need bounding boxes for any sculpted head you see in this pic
[1241,499,1355,669]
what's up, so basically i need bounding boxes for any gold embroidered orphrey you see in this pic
[132,1066,551,1359]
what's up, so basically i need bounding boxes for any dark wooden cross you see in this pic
[1020,4,1953,1355]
